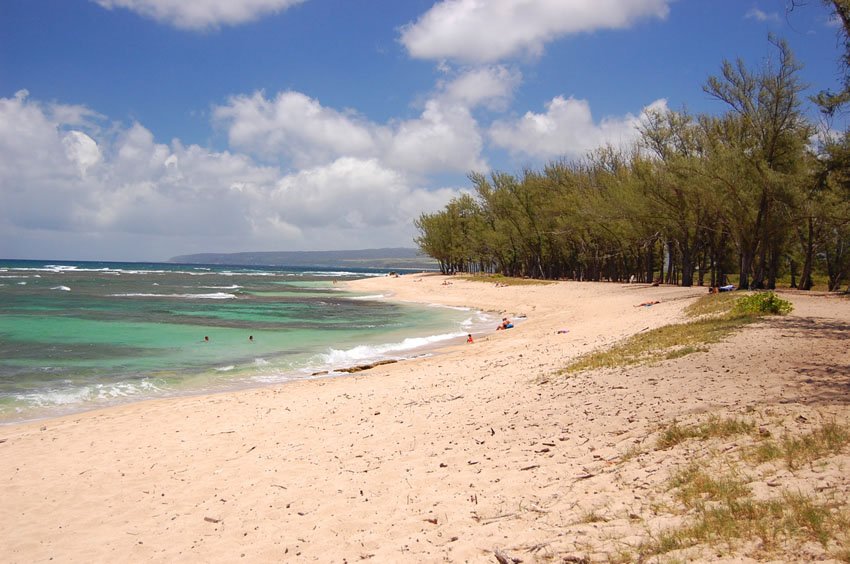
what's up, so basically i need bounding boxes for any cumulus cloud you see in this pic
[400,0,671,63]
[0,92,462,260]
[438,66,522,110]
[214,76,498,174]
[213,91,379,168]
[385,99,487,174]
[62,131,101,177]
[92,0,304,30]
[489,96,668,160]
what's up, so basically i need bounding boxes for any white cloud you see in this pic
[268,158,415,229]
[439,66,522,110]
[385,99,487,174]
[489,96,668,160]
[213,91,378,168]
[62,131,101,177]
[214,83,493,174]
[92,0,304,30]
[400,0,671,63]
[745,8,780,23]
[0,92,463,261]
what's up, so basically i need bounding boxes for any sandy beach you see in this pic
[1,274,848,563]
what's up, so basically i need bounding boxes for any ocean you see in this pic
[0,260,493,424]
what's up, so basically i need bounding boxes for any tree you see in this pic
[702,37,812,289]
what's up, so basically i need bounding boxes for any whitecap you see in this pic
[319,331,466,367]
[429,303,471,311]
[51,286,71,291]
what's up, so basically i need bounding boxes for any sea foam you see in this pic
[319,331,466,367]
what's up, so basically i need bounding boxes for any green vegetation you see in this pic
[669,465,750,509]
[562,315,743,373]
[416,33,850,293]
[637,420,850,561]
[562,291,792,374]
[747,422,850,470]
[732,292,794,316]
[657,417,756,450]
[683,291,740,318]
[643,494,847,558]
[457,274,554,286]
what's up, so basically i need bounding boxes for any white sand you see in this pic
[1,274,847,562]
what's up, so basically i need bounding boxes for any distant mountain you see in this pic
[169,247,437,271]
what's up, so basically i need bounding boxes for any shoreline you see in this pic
[1,275,848,562]
[0,282,496,426]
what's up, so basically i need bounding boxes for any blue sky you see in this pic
[0,0,844,261]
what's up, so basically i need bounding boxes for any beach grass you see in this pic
[637,420,850,561]
[457,273,555,286]
[562,314,752,373]
[746,421,850,470]
[656,417,756,450]
[561,291,793,374]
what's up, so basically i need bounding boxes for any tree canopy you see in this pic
[415,37,850,291]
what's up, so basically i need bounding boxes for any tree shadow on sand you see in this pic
[764,316,850,406]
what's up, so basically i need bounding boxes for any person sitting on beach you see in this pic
[709,284,735,293]
[496,317,513,330]
[467,334,474,343]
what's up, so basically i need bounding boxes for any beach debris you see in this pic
[204,517,221,524]
[424,518,438,524]
[556,329,569,334]
[493,547,521,563]
[336,359,398,373]
[520,464,539,471]
[473,512,517,524]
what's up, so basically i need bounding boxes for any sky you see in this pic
[0,0,845,262]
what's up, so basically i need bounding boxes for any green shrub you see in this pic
[732,292,793,316]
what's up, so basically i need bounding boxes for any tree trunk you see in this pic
[798,217,814,291]
[739,249,752,290]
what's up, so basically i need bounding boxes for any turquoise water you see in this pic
[0,260,493,423]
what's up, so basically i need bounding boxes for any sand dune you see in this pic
[1,274,847,562]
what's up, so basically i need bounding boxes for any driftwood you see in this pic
[311,359,399,376]
[494,548,521,563]
[335,359,398,373]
